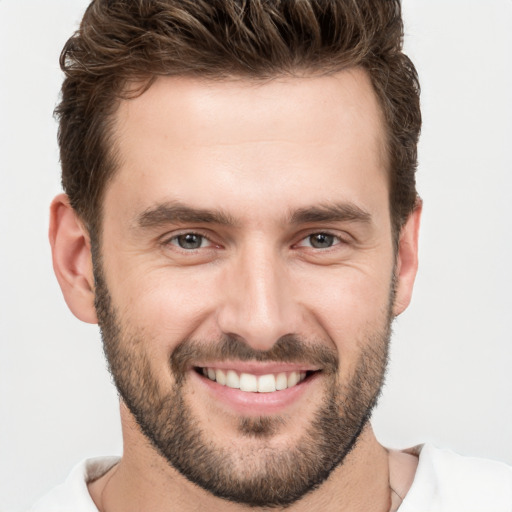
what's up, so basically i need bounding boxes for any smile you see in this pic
[198,367,311,393]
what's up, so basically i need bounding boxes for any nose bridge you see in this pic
[217,240,295,351]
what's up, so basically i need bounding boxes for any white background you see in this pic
[1,1,511,510]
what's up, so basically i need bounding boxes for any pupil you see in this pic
[310,233,333,248]
[178,234,201,249]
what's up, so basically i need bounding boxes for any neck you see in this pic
[89,407,393,512]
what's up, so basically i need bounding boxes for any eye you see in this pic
[298,233,341,249]
[170,233,210,250]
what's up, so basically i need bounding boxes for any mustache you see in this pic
[170,334,339,380]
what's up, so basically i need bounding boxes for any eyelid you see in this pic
[161,229,219,250]
[170,234,211,249]
[294,230,349,248]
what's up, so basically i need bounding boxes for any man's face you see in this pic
[96,69,398,506]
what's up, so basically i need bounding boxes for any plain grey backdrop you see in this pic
[1,1,511,510]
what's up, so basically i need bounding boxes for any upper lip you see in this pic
[193,361,320,375]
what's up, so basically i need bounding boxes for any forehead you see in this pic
[108,69,389,224]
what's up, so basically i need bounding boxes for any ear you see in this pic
[392,199,422,316]
[49,194,98,324]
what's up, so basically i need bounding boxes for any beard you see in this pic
[94,265,393,508]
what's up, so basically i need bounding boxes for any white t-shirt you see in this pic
[31,444,512,511]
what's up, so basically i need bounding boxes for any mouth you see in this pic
[194,366,318,393]
[190,361,323,415]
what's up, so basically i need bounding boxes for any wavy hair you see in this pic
[56,0,421,238]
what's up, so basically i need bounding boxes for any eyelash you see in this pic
[163,230,347,252]
[296,232,345,250]
[165,231,215,251]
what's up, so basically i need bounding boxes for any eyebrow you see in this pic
[290,203,372,225]
[135,200,372,230]
[136,202,238,229]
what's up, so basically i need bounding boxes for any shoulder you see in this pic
[30,456,120,512]
[401,444,512,512]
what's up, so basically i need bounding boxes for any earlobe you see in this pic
[49,194,98,324]
[392,199,422,317]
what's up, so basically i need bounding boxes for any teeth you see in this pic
[287,371,299,387]
[201,368,308,393]
[226,370,240,389]
[215,368,227,385]
[239,373,258,392]
[275,372,288,391]
[257,374,276,393]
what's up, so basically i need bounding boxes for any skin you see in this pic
[50,68,421,511]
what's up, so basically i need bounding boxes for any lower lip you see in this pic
[190,370,320,415]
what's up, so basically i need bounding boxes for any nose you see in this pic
[216,243,299,352]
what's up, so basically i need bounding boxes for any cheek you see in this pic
[293,266,393,346]
[107,262,222,348]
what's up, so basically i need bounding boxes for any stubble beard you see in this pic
[94,265,393,508]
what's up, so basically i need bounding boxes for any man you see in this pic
[31,0,512,511]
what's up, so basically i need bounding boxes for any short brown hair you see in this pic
[56,0,421,239]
